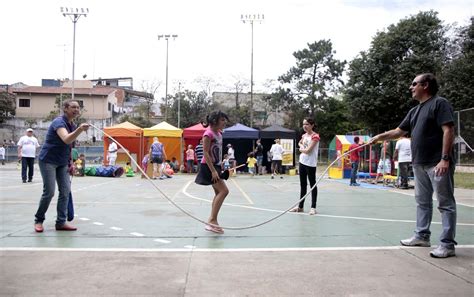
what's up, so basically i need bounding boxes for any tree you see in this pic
[278,40,346,116]
[44,93,87,123]
[344,11,449,133]
[0,91,15,123]
[441,17,474,110]
[167,90,216,127]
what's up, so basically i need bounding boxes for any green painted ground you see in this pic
[1,165,473,249]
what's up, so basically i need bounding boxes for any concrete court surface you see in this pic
[0,163,473,296]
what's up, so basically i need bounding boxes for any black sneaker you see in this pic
[22,180,26,183]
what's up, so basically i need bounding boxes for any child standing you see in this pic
[246,152,257,176]
[186,144,195,173]
[222,154,230,171]
[141,153,149,178]
[195,111,230,234]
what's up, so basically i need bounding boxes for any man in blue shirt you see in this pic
[369,73,456,258]
[34,100,90,233]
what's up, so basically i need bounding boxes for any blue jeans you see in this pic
[34,161,70,226]
[412,164,457,248]
[350,161,359,184]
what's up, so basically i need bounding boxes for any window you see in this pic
[108,102,112,111]
[76,100,84,108]
[19,98,30,107]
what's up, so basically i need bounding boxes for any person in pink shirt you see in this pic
[186,145,195,173]
[195,111,230,234]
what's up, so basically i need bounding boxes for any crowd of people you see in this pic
[0,73,458,258]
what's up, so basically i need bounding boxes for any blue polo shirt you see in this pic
[39,116,76,166]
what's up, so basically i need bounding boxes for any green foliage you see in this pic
[166,90,217,127]
[119,114,153,128]
[0,92,15,123]
[441,17,474,110]
[344,11,449,133]
[278,39,346,116]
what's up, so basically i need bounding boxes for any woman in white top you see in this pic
[291,118,320,215]
[269,139,284,179]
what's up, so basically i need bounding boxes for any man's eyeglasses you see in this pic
[411,81,423,87]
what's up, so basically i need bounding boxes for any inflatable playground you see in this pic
[328,135,412,188]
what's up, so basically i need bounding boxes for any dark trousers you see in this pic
[299,163,318,209]
[399,162,410,187]
[22,157,35,181]
[350,161,359,184]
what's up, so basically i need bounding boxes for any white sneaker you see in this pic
[430,246,455,258]
[400,236,431,247]
[309,208,317,215]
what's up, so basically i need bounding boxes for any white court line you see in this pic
[130,232,145,237]
[153,239,171,244]
[182,181,474,226]
[73,179,121,192]
[0,183,41,189]
[79,218,90,221]
[184,245,196,249]
[93,222,104,226]
[110,227,123,231]
[388,189,474,208]
[2,245,473,252]
[231,178,254,204]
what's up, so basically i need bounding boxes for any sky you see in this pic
[1,0,472,100]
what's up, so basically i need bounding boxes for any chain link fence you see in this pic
[454,108,474,166]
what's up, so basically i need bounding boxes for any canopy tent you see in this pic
[143,121,183,165]
[260,124,296,139]
[103,121,145,168]
[223,123,259,139]
[222,123,259,171]
[259,124,297,170]
[183,123,206,149]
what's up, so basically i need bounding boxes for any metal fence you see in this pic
[454,107,474,166]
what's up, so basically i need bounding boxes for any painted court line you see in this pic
[2,245,473,252]
[153,239,171,244]
[79,218,90,221]
[182,181,474,226]
[130,232,145,237]
[93,222,104,226]
[230,178,254,204]
[110,227,123,231]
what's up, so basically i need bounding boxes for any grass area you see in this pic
[454,172,474,189]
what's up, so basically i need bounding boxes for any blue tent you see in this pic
[223,123,259,139]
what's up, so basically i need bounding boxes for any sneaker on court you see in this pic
[400,236,431,247]
[353,183,361,186]
[289,207,303,213]
[159,176,166,180]
[308,208,317,215]
[430,246,455,258]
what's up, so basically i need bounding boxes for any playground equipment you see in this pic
[328,135,370,179]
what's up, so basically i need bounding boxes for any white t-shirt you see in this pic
[299,133,320,167]
[0,147,5,159]
[108,142,118,157]
[17,135,40,158]
[270,144,284,161]
[227,147,235,159]
[395,138,412,163]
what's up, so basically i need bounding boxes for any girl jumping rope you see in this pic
[194,111,230,234]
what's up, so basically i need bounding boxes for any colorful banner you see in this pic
[280,139,294,166]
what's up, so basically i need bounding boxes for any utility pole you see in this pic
[61,7,89,101]
[241,14,264,128]
[158,34,178,121]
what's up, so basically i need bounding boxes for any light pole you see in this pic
[158,34,178,121]
[241,14,264,128]
[61,7,89,101]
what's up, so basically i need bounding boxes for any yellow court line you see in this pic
[230,178,254,205]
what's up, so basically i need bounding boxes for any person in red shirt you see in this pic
[349,136,363,186]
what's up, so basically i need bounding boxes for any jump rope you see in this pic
[89,123,372,231]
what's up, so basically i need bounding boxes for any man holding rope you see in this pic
[369,73,457,258]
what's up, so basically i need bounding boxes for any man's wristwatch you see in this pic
[441,154,449,161]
